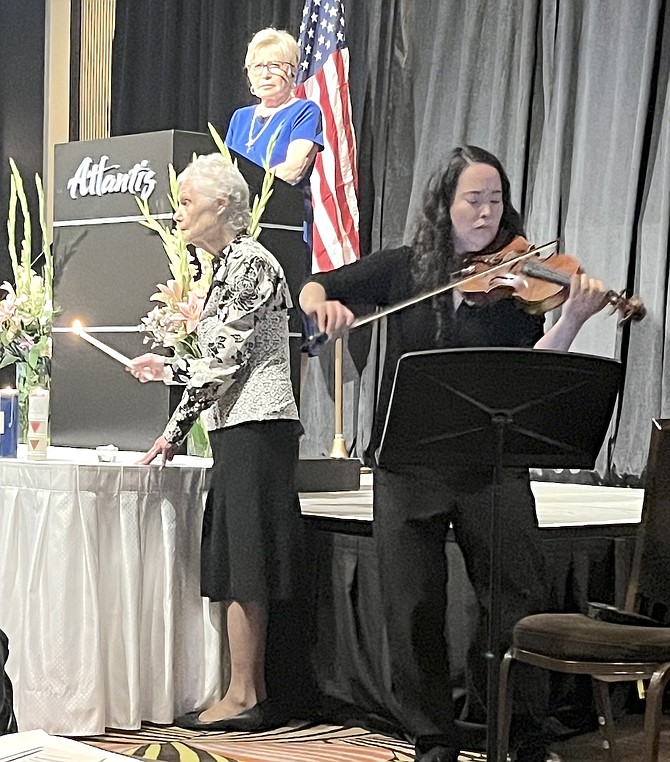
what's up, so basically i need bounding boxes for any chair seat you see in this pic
[513,613,670,662]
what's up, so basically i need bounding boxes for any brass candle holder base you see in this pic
[329,433,349,459]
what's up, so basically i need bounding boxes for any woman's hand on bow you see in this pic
[299,282,355,340]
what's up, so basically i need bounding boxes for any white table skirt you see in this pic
[0,447,224,735]
[1,447,643,737]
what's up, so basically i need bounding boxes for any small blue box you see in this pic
[0,388,19,458]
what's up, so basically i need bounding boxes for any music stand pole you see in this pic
[485,413,509,760]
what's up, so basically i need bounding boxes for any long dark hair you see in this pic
[410,145,525,342]
[411,145,525,289]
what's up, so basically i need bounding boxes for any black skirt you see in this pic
[200,419,303,603]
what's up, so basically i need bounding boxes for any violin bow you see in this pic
[302,240,559,351]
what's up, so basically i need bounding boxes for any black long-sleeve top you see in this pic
[310,245,545,463]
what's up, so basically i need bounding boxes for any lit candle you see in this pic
[71,320,132,366]
[0,387,19,458]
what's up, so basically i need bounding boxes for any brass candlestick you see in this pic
[329,337,349,459]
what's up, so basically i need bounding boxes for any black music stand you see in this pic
[376,347,621,762]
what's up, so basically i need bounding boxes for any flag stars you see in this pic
[297,0,349,80]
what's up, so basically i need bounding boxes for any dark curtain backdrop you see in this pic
[111,0,670,481]
[111,1,304,143]
[0,0,46,387]
[111,0,375,251]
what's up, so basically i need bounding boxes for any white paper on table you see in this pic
[0,730,130,761]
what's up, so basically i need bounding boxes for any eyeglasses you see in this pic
[247,61,293,76]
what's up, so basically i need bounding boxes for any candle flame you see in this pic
[72,320,84,335]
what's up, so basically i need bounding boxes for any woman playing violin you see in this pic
[299,145,607,762]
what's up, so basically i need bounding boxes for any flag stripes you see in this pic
[296,0,360,272]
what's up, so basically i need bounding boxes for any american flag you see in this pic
[295,0,360,273]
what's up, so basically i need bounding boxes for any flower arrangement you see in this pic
[0,159,54,440]
[138,123,278,360]
[136,123,279,455]
[135,163,214,361]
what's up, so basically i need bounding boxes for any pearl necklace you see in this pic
[245,98,295,152]
[246,111,276,151]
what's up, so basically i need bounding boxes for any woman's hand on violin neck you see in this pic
[562,272,608,324]
[534,272,607,352]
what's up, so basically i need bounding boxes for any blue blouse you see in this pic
[225,98,323,170]
[226,98,323,255]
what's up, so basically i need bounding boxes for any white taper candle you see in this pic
[72,320,132,366]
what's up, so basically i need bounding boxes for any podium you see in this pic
[228,148,305,336]
[377,347,621,761]
[51,131,304,451]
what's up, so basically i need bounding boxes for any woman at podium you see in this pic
[226,28,322,184]
[225,27,323,271]
[128,153,303,732]
[299,145,607,762]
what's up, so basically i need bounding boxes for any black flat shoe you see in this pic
[174,698,289,732]
[414,745,460,762]
[173,710,231,731]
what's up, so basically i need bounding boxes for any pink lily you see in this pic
[151,279,183,304]
[173,292,204,334]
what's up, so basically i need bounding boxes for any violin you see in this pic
[301,236,646,352]
[458,236,646,323]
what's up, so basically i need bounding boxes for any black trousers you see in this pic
[372,463,549,753]
[0,629,17,735]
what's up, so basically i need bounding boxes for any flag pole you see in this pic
[329,337,348,458]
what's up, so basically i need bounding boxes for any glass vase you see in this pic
[15,358,51,445]
[186,414,212,457]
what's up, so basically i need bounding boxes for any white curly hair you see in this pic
[177,153,251,233]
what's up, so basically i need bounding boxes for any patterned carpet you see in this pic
[84,714,670,761]
[87,722,417,761]
[86,721,491,761]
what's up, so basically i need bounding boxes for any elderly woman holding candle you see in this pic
[127,152,303,732]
